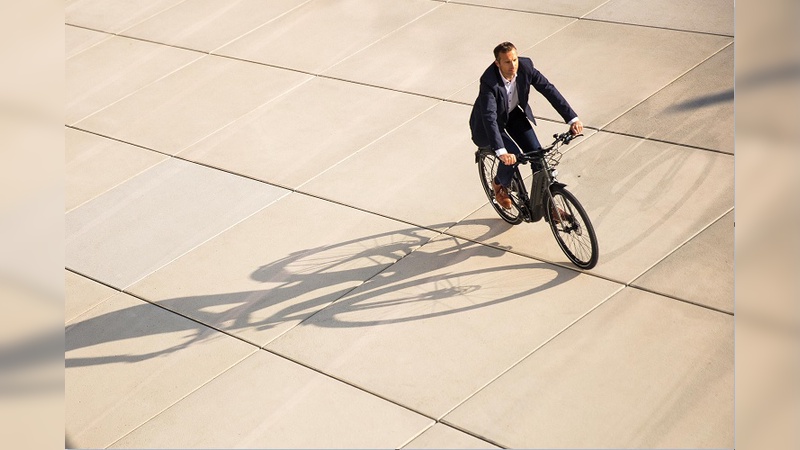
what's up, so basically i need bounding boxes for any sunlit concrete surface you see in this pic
[66,0,734,447]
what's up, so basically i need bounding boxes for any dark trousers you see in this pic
[495,107,542,187]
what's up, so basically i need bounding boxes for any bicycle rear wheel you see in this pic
[477,150,523,224]
[546,185,598,269]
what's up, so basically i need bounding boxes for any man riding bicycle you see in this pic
[469,41,583,210]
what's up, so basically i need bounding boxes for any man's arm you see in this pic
[476,83,505,151]
[529,65,578,125]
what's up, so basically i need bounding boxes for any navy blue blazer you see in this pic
[469,57,577,150]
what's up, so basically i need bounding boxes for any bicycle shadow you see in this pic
[65,219,579,368]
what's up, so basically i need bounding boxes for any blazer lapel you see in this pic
[494,67,509,121]
[515,67,529,110]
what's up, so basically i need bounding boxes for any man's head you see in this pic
[493,41,518,80]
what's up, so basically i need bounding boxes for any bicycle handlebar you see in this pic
[555,131,583,146]
[516,132,583,163]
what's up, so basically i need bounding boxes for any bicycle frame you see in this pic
[509,132,577,222]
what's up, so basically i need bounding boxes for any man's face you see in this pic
[495,49,518,80]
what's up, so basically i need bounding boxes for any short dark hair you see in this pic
[493,41,517,60]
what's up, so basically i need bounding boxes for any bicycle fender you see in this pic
[550,181,568,190]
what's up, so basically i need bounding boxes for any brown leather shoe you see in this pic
[549,205,572,224]
[492,181,513,209]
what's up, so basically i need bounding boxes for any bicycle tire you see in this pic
[545,185,599,269]
[477,151,524,224]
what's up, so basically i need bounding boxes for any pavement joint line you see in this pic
[599,129,735,155]
[627,284,733,316]
[448,0,602,21]
[114,284,266,349]
[64,268,124,327]
[115,32,211,55]
[581,0,615,19]
[169,73,317,157]
[105,348,262,449]
[205,0,315,55]
[118,187,293,293]
[66,40,206,125]
[294,100,442,191]
[290,188,451,236]
[447,1,733,38]
[437,284,624,420]
[577,16,735,38]
[65,23,115,36]
[436,418,509,448]
[396,421,438,450]
[259,347,441,422]
[65,267,124,294]
[314,1,447,76]
[112,0,186,37]
[626,207,734,286]
[65,125,173,157]
[598,40,735,140]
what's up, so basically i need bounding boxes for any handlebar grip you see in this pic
[563,132,584,145]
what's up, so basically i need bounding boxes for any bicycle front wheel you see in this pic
[546,185,599,269]
[477,150,523,224]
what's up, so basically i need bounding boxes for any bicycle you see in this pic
[475,131,599,270]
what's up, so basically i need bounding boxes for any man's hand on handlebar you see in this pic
[570,120,584,136]
[499,153,517,165]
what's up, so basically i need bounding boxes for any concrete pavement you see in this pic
[66,0,734,447]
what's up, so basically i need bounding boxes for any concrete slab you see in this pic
[66,0,186,34]
[215,0,440,74]
[66,127,168,212]
[448,131,734,283]
[605,44,734,154]
[65,270,117,324]
[127,192,440,346]
[65,24,110,59]
[120,0,308,53]
[267,235,622,418]
[633,211,733,313]
[75,55,313,154]
[66,292,256,448]
[451,0,609,17]
[177,77,437,188]
[586,0,734,36]
[66,35,202,124]
[110,350,433,448]
[66,158,287,289]
[298,101,487,230]
[324,3,575,99]
[403,423,499,449]
[449,20,731,129]
[443,287,734,448]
